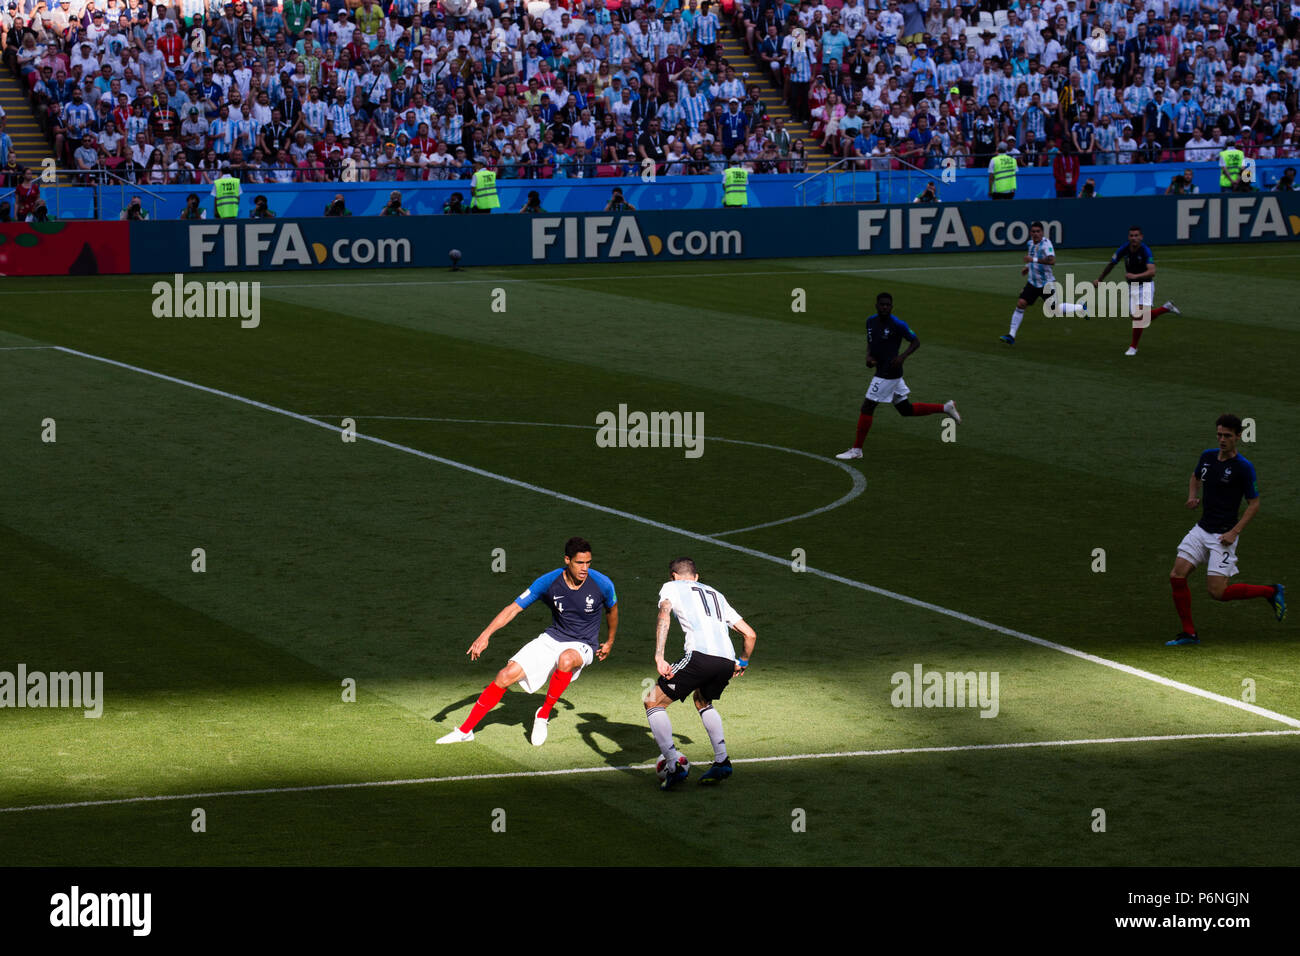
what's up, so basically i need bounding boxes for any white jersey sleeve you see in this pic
[658,579,740,661]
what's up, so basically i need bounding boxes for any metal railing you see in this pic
[0,168,166,221]
[795,155,946,206]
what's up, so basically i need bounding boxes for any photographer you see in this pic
[443,192,468,214]
[251,195,276,218]
[324,194,352,216]
[179,193,206,219]
[120,197,149,220]
[381,190,409,215]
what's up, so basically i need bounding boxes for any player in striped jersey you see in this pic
[437,537,618,747]
[643,557,757,789]
[1000,221,1087,345]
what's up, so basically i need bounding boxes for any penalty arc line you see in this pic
[300,414,867,537]
[48,345,1300,732]
[3,730,1297,814]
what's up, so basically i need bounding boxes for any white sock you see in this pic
[1058,302,1084,315]
[1009,307,1024,336]
[698,705,728,762]
[646,707,681,764]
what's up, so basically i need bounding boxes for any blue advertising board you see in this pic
[127,193,1299,275]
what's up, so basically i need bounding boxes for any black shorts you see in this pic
[657,651,734,704]
[1019,282,1051,305]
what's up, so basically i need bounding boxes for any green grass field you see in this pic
[1,245,1297,866]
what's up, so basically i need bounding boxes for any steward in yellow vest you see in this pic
[1218,144,1246,191]
[989,143,1017,200]
[212,168,242,218]
[722,161,749,207]
[470,159,500,213]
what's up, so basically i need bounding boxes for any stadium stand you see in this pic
[1,0,1297,198]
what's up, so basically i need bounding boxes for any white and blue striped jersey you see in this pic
[659,579,741,662]
[1026,236,1055,288]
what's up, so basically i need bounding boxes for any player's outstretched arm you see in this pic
[731,619,757,677]
[653,600,674,677]
[468,601,524,660]
[598,603,619,661]
[1186,475,1202,509]
[1095,259,1116,283]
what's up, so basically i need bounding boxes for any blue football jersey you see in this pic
[515,568,617,650]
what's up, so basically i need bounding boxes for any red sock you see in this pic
[460,681,506,732]
[854,414,873,447]
[1130,326,1144,348]
[537,670,573,719]
[1170,577,1196,634]
[1149,306,1169,319]
[911,402,944,415]
[1221,583,1276,601]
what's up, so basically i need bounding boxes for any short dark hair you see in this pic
[1216,414,1244,435]
[1030,220,1044,230]
[1128,224,1143,233]
[564,536,593,559]
[669,556,697,576]
[876,291,893,305]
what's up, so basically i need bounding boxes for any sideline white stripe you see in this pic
[4,730,1296,814]
[0,252,1293,295]
[0,345,58,350]
[301,414,867,537]
[48,346,1300,731]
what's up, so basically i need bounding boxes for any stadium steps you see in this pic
[717,23,835,173]
[0,72,56,171]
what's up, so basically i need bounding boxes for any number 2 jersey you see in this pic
[1194,450,1259,534]
[658,579,742,661]
[516,568,617,651]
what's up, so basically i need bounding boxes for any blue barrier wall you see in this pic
[128,193,1300,274]
[71,159,1298,220]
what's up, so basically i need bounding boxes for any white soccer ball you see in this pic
[1087,28,1108,54]
[655,755,690,781]
[441,0,472,18]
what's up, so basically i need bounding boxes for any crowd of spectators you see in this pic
[1,0,1299,190]
[738,0,1300,171]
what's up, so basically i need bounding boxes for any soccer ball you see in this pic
[1087,28,1108,55]
[441,0,472,17]
[655,755,690,781]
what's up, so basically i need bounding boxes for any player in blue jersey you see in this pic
[1167,415,1286,646]
[999,221,1088,345]
[836,292,961,460]
[1092,225,1180,356]
[437,537,618,745]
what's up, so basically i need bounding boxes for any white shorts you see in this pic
[866,376,910,404]
[510,634,594,694]
[1176,524,1240,578]
[1130,281,1154,320]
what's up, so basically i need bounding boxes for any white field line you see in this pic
[0,253,1293,294]
[45,346,1300,733]
[3,730,1297,815]
[0,345,59,350]
[299,415,866,537]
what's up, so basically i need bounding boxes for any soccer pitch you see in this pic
[1,246,1297,866]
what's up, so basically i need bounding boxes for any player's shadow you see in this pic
[572,711,694,772]
[429,690,575,737]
